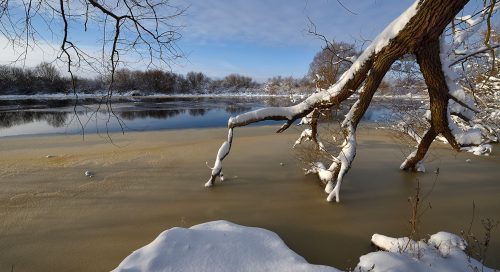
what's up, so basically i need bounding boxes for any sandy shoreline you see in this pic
[1,125,499,271]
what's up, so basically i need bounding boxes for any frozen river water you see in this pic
[0,126,498,271]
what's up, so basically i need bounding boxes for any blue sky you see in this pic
[0,0,494,81]
[3,0,456,81]
[172,0,415,81]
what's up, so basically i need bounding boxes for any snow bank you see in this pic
[114,220,494,272]
[115,221,497,272]
[114,220,338,272]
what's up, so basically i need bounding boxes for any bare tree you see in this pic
[186,71,209,91]
[34,62,61,82]
[0,0,183,92]
[308,40,358,90]
[206,0,499,202]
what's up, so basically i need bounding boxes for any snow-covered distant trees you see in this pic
[0,61,316,95]
[186,72,210,91]
[264,76,312,95]
[220,74,256,89]
[206,0,499,202]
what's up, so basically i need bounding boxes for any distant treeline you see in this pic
[0,63,68,95]
[0,39,429,97]
[0,62,315,95]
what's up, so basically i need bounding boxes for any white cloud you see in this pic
[0,36,159,78]
[0,36,60,67]
[0,36,110,78]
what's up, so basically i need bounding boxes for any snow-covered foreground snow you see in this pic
[113,220,338,272]
[114,220,495,272]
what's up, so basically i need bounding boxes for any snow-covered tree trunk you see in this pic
[205,0,496,202]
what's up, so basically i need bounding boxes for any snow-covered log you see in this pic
[359,231,493,272]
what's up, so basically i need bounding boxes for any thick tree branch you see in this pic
[416,39,461,150]
[206,0,473,202]
[400,128,438,171]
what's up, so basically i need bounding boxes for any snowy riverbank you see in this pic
[0,91,427,101]
[114,220,494,272]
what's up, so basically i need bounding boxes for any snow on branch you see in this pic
[293,129,314,148]
[449,43,500,67]
[440,35,494,154]
[205,128,233,187]
[452,1,500,47]
[326,123,356,202]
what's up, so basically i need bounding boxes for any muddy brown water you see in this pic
[0,125,499,271]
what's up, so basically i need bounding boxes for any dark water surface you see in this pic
[0,96,418,137]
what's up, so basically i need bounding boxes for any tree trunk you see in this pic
[416,39,460,149]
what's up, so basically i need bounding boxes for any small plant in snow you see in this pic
[461,202,499,269]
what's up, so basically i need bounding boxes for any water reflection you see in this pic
[0,97,278,136]
[261,96,294,107]
[224,105,252,114]
[0,111,68,128]
[119,110,187,120]
[0,96,423,137]
[188,108,208,116]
